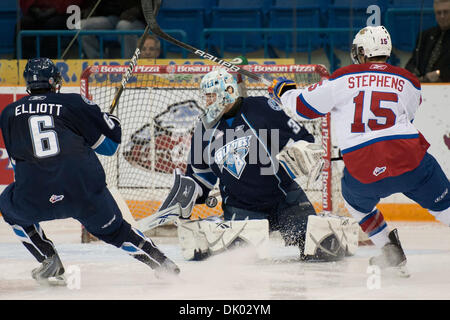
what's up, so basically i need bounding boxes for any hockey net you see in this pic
[80,64,347,241]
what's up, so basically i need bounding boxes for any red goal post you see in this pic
[79,64,343,225]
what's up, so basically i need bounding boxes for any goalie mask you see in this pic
[200,68,239,129]
[351,26,392,64]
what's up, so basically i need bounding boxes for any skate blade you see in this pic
[396,264,410,278]
[381,264,410,278]
[154,270,180,281]
[36,275,67,286]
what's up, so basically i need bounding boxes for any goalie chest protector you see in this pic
[187,96,314,212]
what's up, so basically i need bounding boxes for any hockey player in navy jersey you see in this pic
[0,58,179,285]
[157,68,358,262]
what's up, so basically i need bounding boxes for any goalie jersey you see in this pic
[280,62,430,184]
[0,92,121,222]
[186,96,314,212]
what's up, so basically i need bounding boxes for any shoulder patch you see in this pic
[267,98,281,111]
[81,95,96,106]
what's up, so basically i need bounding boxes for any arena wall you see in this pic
[0,59,448,222]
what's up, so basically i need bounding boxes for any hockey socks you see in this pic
[12,224,58,263]
[120,227,180,276]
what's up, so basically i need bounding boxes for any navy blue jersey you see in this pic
[186,96,314,212]
[0,92,121,223]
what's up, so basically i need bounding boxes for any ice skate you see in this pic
[31,254,67,286]
[154,257,180,279]
[369,229,410,277]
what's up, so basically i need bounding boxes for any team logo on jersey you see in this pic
[215,136,251,179]
[28,96,46,101]
[373,166,386,176]
[49,194,64,203]
[370,64,388,70]
[267,98,281,111]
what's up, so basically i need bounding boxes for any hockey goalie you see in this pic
[138,68,360,262]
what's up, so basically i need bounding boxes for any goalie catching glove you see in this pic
[276,140,325,187]
[268,77,297,105]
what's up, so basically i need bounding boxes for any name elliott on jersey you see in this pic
[15,103,63,117]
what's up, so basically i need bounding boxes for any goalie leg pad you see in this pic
[274,184,316,247]
[303,214,360,261]
[160,169,202,219]
[177,219,210,261]
[177,217,270,261]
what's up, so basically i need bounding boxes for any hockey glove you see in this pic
[276,140,325,187]
[268,77,297,105]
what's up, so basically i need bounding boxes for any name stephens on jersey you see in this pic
[347,73,404,91]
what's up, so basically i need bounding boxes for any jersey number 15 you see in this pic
[351,91,398,133]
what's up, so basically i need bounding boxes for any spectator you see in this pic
[405,0,450,82]
[80,0,146,59]
[141,34,161,59]
[17,0,85,59]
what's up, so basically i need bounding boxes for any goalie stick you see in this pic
[109,0,161,113]
[141,0,272,86]
[137,204,181,232]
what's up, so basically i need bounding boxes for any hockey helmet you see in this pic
[351,26,392,64]
[23,58,62,93]
[199,68,239,129]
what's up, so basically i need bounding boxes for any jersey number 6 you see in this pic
[351,90,398,133]
[28,115,60,158]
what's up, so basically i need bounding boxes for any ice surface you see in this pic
[0,219,449,300]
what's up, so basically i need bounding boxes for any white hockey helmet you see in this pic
[351,26,392,64]
[199,68,239,129]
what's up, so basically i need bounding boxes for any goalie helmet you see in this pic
[351,26,392,64]
[200,68,239,129]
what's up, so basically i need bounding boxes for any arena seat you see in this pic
[156,0,212,54]
[327,0,389,51]
[208,0,268,53]
[386,1,436,51]
[0,0,17,55]
[268,0,326,53]
[390,0,434,8]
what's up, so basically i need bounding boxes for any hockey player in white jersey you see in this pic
[269,25,450,275]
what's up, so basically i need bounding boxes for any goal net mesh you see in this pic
[80,64,346,226]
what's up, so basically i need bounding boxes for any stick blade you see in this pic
[137,204,181,232]
[141,0,161,25]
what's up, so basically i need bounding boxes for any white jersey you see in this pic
[281,62,430,183]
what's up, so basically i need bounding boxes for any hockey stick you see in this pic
[137,204,181,232]
[61,0,103,60]
[109,0,161,114]
[141,0,271,86]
